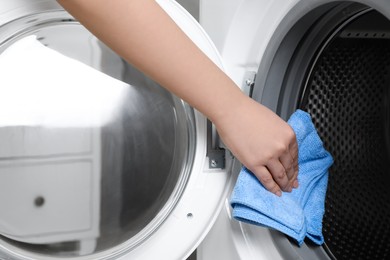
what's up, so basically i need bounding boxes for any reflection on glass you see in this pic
[0,36,127,128]
[0,19,193,258]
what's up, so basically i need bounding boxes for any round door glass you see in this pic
[0,7,195,259]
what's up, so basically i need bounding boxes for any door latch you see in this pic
[206,120,225,169]
[243,71,256,97]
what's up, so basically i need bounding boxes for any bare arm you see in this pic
[57,0,298,195]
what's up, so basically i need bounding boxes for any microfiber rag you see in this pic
[230,109,333,246]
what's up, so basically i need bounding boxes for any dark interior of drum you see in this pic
[299,9,390,260]
[256,3,390,259]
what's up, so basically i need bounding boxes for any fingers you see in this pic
[253,166,282,197]
[289,140,299,188]
[253,136,299,196]
[279,148,298,188]
[279,153,294,181]
[266,159,291,192]
[213,98,300,197]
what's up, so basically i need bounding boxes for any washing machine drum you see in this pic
[0,1,230,259]
[301,23,390,260]
[255,3,390,259]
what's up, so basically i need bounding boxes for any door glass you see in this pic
[0,11,195,258]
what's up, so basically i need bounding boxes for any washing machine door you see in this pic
[0,1,234,259]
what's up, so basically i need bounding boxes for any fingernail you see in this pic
[293,179,299,188]
[275,190,282,197]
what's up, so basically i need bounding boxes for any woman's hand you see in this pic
[213,95,299,196]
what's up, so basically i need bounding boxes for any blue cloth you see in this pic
[230,109,333,246]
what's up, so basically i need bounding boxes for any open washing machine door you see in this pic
[0,1,236,259]
[199,0,390,260]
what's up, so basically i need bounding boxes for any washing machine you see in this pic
[198,0,390,260]
[0,0,389,260]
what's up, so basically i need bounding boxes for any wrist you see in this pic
[207,87,251,126]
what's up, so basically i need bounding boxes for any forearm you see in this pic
[57,0,299,195]
[56,0,246,123]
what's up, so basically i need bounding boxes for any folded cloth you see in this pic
[230,109,333,246]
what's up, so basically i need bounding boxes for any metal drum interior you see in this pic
[0,4,195,259]
[255,2,390,259]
